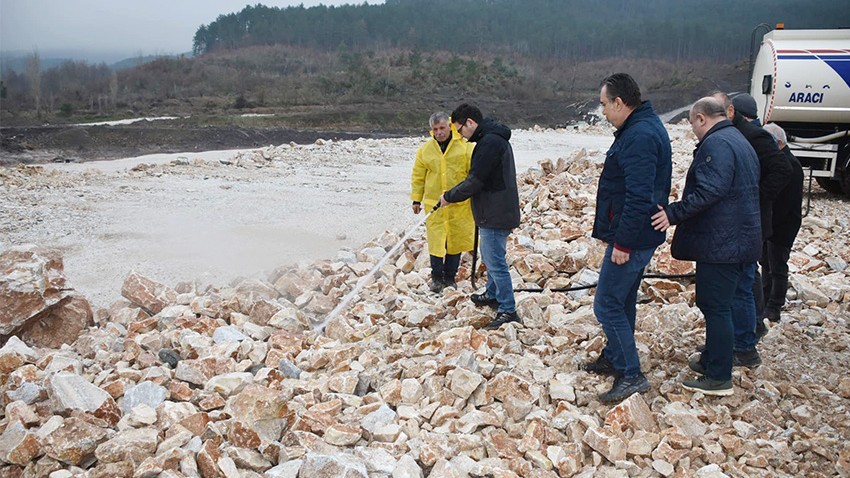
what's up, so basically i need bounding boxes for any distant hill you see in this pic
[111,53,192,71]
[0,55,71,74]
[2,0,845,129]
[0,52,190,73]
[193,0,849,61]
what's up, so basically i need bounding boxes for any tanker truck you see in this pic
[749,26,850,196]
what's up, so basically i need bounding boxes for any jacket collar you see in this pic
[469,117,512,143]
[702,119,733,140]
[694,119,734,152]
[613,101,655,137]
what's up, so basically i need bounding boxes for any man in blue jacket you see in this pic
[652,97,762,396]
[586,73,672,403]
[440,104,521,330]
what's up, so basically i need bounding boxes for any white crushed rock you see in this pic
[1,123,849,476]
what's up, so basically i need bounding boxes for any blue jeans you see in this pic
[478,227,515,313]
[695,262,746,381]
[732,262,757,352]
[430,254,461,281]
[593,244,655,378]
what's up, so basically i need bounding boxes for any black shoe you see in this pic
[470,292,499,308]
[682,375,733,396]
[443,277,457,289]
[429,279,444,293]
[764,308,780,323]
[484,311,520,330]
[755,320,768,343]
[733,349,761,368]
[598,374,650,403]
[583,354,618,377]
[688,354,705,375]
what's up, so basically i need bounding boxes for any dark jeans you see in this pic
[430,253,461,281]
[753,267,764,322]
[593,244,655,378]
[696,262,746,381]
[732,262,757,353]
[760,241,791,319]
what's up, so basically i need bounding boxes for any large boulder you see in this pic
[18,295,93,348]
[0,245,93,347]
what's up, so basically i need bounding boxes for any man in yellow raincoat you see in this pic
[411,112,475,292]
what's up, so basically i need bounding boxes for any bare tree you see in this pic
[109,70,118,109]
[26,50,42,118]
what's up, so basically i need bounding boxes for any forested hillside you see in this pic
[1,0,846,130]
[193,0,847,61]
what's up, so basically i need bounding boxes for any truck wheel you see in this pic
[815,177,844,194]
[841,168,850,197]
[839,144,850,197]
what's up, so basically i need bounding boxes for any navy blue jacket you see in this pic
[592,101,672,251]
[444,118,521,229]
[667,120,762,263]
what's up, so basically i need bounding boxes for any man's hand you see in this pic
[651,205,670,231]
[611,248,630,265]
[412,203,421,214]
[440,194,449,207]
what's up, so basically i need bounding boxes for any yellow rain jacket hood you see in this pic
[410,128,475,257]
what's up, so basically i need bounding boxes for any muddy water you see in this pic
[19,129,612,309]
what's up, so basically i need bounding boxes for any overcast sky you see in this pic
[0,0,379,61]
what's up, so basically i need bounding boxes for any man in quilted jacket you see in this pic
[652,97,762,396]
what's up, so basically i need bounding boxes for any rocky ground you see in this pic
[1,123,849,477]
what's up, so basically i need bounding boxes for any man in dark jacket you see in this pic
[440,103,521,330]
[761,123,804,325]
[652,97,761,396]
[585,73,672,403]
[712,91,793,366]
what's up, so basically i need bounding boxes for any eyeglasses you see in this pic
[456,119,466,132]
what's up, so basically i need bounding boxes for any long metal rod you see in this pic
[314,203,440,331]
[470,225,479,289]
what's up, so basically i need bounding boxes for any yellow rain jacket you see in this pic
[411,128,475,257]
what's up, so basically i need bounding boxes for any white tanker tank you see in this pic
[749,27,850,195]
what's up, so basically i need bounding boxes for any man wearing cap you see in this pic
[732,93,762,127]
[711,91,793,365]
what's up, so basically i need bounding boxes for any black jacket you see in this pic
[733,113,793,240]
[770,146,804,248]
[444,118,521,229]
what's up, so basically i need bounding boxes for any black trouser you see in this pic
[760,241,791,321]
[430,253,460,281]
